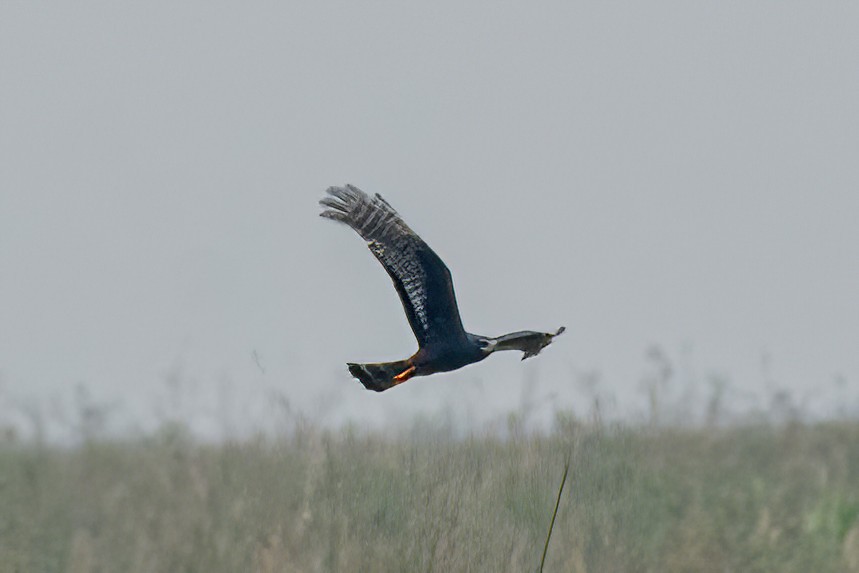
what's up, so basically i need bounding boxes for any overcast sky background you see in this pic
[1,2,857,439]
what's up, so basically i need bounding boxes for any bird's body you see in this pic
[320,185,564,392]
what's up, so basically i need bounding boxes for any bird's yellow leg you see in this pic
[393,365,416,384]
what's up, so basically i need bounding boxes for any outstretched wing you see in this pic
[319,184,467,348]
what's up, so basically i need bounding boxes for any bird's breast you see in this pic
[415,343,486,375]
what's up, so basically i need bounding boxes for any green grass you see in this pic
[1,420,859,572]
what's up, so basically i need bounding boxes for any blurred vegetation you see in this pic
[1,417,858,572]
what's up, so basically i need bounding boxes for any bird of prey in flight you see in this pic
[320,185,564,392]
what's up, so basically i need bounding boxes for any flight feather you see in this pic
[319,185,466,348]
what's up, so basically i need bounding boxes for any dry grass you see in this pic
[1,419,858,572]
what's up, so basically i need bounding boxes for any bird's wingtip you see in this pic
[319,185,365,221]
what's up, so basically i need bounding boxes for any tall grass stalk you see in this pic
[539,456,570,573]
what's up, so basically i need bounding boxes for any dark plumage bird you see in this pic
[320,185,565,392]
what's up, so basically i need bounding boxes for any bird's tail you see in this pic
[347,359,413,392]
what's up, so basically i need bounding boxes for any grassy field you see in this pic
[1,419,858,572]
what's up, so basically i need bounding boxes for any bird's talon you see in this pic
[393,365,416,384]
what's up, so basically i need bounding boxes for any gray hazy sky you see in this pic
[2,2,858,438]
